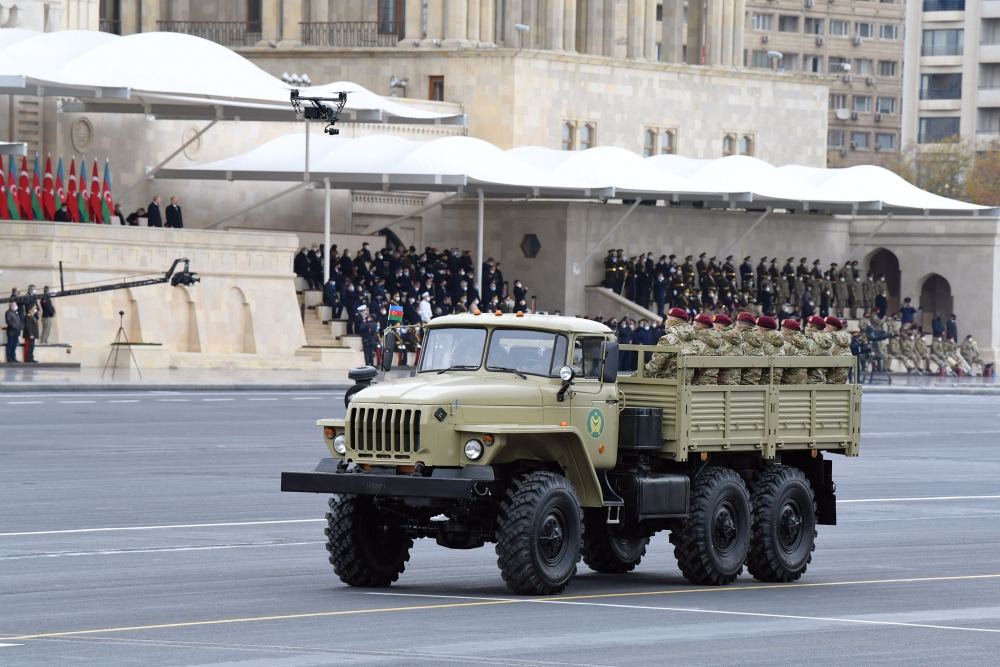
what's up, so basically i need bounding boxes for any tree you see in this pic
[965,139,1000,206]
[889,137,973,201]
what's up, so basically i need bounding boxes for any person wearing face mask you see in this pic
[713,313,744,386]
[780,319,809,384]
[653,273,669,317]
[690,314,722,386]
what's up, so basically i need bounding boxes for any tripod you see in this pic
[102,310,142,379]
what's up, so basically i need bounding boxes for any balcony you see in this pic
[920,87,962,100]
[984,1,1000,19]
[980,43,1000,63]
[977,87,1000,107]
[156,20,262,47]
[921,44,963,56]
[922,0,965,11]
[299,21,404,47]
[99,18,120,35]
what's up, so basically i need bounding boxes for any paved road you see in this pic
[1,391,999,665]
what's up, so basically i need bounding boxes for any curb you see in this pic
[0,383,354,393]
[861,385,1000,396]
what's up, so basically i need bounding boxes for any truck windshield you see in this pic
[486,329,568,377]
[419,327,487,372]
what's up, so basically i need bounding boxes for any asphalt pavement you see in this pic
[1,391,999,665]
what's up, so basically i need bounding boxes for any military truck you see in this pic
[282,313,860,595]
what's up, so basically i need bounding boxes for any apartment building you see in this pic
[901,0,1000,150]
[744,0,905,166]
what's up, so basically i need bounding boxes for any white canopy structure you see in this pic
[0,29,465,125]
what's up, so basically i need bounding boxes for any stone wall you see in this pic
[0,221,306,366]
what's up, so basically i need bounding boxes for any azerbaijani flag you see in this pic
[76,156,90,223]
[7,156,19,220]
[17,155,31,218]
[89,158,102,222]
[42,154,55,220]
[30,153,43,220]
[67,157,80,222]
[0,158,9,220]
[388,303,404,323]
[55,156,65,212]
[100,159,113,223]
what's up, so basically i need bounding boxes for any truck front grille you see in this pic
[349,407,421,456]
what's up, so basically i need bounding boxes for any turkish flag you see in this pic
[17,156,31,218]
[42,155,55,220]
[89,159,102,223]
[67,158,80,222]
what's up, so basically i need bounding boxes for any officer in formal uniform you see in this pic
[740,256,754,293]
[604,250,616,288]
[722,255,737,291]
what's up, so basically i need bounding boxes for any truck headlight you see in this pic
[464,439,484,461]
[333,434,347,455]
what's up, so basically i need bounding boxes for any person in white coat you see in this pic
[417,292,433,323]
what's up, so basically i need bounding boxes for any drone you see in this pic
[290,89,349,135]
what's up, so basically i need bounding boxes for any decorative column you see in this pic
[467,0,481,45]
[626,0,643,59]
[443,0,471,46]
[563,0,577,52]
[643,0,657,60]
[480,0,496,45]
[547,0,565,50]
[602,0,616,57]
[704,0,723,65]
[422,0,444,45]
[140,0,161,34]
[660,0,684,63]
[733,0,746,67]
[686,0,704,65]
[585,0,602,55]
[279,0,302,45]
[721,0,734,65]
[401,0,423,44]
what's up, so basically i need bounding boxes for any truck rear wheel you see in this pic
[325,495,412,587]
[495,471,582,595]
[670,467,751,585]
[582,512,649,574]
[747,465,816,583]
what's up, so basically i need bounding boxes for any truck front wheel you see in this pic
[495,471,583,595]
[325,495,412,587]
[746,465,816,583]
[670,467,751,585]
[582,512,649,574]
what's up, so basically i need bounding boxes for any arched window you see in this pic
[660,129,675,154]
[722,134,736,156]
[561,122,575,151]
[867,247,901,313]
[643,129,656,157]
[739,134,755,156]
[919,274,953,333]
[580,123,595,150]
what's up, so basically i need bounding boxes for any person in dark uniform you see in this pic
[722,255,737,291]
[54,203,70,222]
[357,305,378,366]
[782,257,796,293]
[740,256,754,293]
[145,196,162,227]
[756,257,768,287]
[22,304,39,363]
[126,207,145,226]
[165,196,183,228]
[5,302,22,362]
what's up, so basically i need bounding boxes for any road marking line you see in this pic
[107,400,139,403]
[201,398,233,402]
[0,540,323,561]
[0,518,324,537]
[291,396,323,400]
[0,391,345,398]
[864,430,1000,437]
[248,398,279,401]
[0,643,22,648]
[156,399,190,402]
[4,401,43,404]
[57,400,94,404]
[841,495,1000,504]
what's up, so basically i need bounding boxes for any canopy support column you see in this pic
[584,199,641,263]
[720,209,771,259]
[204,182,311,230]
[304,119,311,182]
[323,178,331,282]
[477,189,484,303]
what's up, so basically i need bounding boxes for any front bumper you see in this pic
[281,458,494,499]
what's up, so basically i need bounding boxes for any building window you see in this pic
[660,129,676,155]
[778,15,799,33]
[875,133,896,151]
[750,49,770,68]
[803,54,823,73]
[851,132,870,150]
[852,96,872,113]
[722,134,736,156]
[562,122,576,150]
[922,0,965,11]
[828,56,849,74]
[739,135,755,156]
[751,13,774,31]
[828,129,845,147]
[920,73,962,100]
[378,0,403,34]
[922,29,963,56]
[830,19,850,37]
[878,60,898,77]
[880,24,899,41]
[829,93,847,110]
[643,129,656,157]
[918,116,961,143]
[854,58,874,75]
[876,96,897,114]
[804,17,824,35]
[579,123,595,150]
[428,75,444,101]
[855,22,875,39]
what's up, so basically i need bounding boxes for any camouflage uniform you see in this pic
[886,335,911,372]
[691,327,722,385]
[717,329,744,385]
[961,337,983,369]
[645,322,697,382]
[929,336,949,373]
[760,330,786,384]
[912,334,931,372]
[805,328,833,384]
[781,329,810,384]
[826,330,853,383]
[739,326,767,384]
[898,335,919,372]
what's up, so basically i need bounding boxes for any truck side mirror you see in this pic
[601,341,619,383]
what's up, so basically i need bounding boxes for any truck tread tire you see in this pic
[747,465,817,583]
[670,466,751,586]
[325,495,412,587]
[495,471,582,595]
[582,512,649,574]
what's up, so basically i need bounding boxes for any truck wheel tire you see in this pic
[582,513,648,574]
[495,471,582,595]
[325,495,412,587]
[670,467,751,585]
[747,465,816,583]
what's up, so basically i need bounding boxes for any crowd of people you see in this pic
[854,311,990,378]
[52,195,186,228]
[4,285,56,363]
[604,250,890,321]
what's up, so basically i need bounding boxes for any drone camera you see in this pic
[290,89,349,136]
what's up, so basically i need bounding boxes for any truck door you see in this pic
[570,335,619,468]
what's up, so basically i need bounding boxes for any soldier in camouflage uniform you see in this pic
[736,311,766,384]
[780,319,809,384]
[756,315,784,383]
[804,315,833,384]
[898,330,920,373]
[691,313,722,385]
[961,334,985,373]
[929,333,952,375]
[885,334,908,372]
[911,331,932,373]
[824,316,853,383]
[834,277,849,319]
[713,313,744,386]
[645,307,694,381]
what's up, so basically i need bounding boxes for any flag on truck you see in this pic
[100,159,113,223]
[42,154,55,220]
[388,303,404,323]
[30,153,43,220]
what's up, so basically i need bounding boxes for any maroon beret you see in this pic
[736,311,756,324]
[694,313,714,326]
[756,315,778,330]
[667,307,689,322]
[781,318,801,331]
[825,316,844,330]
[713,313,732,326]
[807,315,826,329]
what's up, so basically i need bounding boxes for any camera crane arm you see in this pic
[0,258,199,305]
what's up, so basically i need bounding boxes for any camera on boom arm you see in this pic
[290,89,349,136]
[169,258,200,287]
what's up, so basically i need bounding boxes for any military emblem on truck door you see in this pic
[587,408,604,438]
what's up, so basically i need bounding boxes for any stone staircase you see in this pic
[295,287,363,368]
